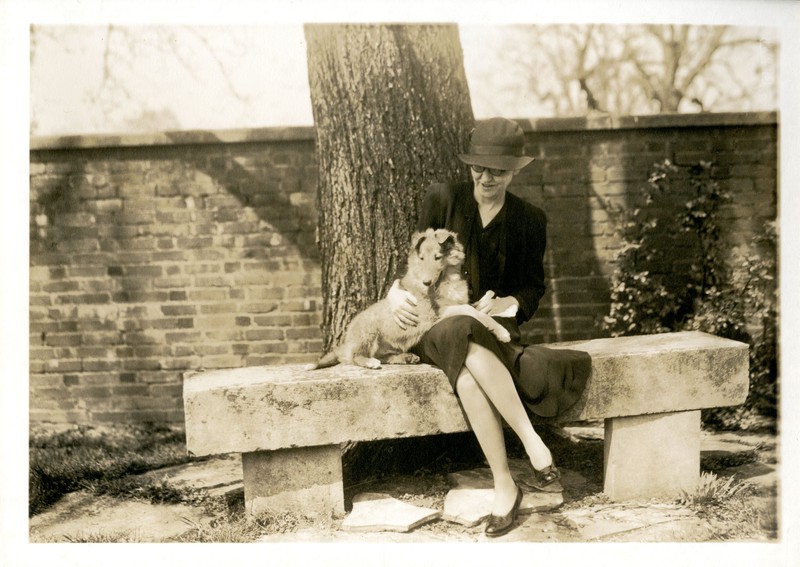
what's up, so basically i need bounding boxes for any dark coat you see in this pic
[416,182,547,324]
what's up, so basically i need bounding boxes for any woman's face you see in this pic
[470,166,518,202]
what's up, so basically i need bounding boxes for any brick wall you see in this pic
[29,113,777,424]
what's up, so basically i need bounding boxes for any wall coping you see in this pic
[30,111,777,152]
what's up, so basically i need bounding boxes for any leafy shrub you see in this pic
[601,159,778,430]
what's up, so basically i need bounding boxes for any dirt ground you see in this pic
[28,426,780,544]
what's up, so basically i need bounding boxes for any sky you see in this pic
[29,25,525,136]
[29,22,778,137]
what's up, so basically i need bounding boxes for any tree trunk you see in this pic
[305,24,474,351]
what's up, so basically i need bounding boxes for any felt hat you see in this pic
[458,117,535,171]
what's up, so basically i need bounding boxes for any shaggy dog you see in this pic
[306,228,510,370]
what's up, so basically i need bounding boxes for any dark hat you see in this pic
[458,117,535,171]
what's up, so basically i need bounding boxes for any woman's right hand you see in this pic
[387,280,419,330]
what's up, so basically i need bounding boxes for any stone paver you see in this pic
[28,491,211,542]
[443,464,564,527]
[560,503,713,542]
[140,453,243,497]
[341,492,440,532]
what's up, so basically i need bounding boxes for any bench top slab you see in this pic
[183,331,749,456]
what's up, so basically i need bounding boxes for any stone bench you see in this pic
[182,331,749,517]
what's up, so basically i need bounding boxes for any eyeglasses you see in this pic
[471,165,508,177]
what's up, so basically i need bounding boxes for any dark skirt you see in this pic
[411,315,522,388]
[411,315,590,418]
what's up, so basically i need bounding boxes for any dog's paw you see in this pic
[493,327,512,343]
[355,356,382,369]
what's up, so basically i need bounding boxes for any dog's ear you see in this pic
[411,231,427,254]
[434,229,452,245]
[436,230,459,252]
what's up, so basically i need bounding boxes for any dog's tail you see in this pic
[303,351,340,371]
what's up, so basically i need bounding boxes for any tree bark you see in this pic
[305,24,474,351]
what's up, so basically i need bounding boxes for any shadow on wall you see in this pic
[28,129,323,423]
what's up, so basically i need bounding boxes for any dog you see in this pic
[305,228,511,370]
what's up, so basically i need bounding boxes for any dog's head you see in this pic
[408,229,464,288]
[434,229,465,267]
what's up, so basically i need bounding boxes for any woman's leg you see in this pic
[455,368,519,515]
[462,341,553,470]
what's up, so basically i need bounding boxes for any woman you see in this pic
[388,117,561,537]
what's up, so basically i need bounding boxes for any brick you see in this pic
[113,291,169,303]
[161,357,201,370]
[188,289,228,302]
[206,329,244,341]
[56,293,110,305]
[285,327,322,340]
[56,239,100,253]
[202,355,243,369]
[165,331,203,343]
[194,276,230,287]
[151,317,194,330]
[76,346,113,358]
[240,302,279,313]
[196,344,231,356]
[248,342,289,354]
[244,329,285,341]
[83,359,122,372]
[161,304,197,316]
[126,265,164,277]
[154,276,193,288]
[122,358,163,371]
[254,314,293,327]
[244,355,285,366]
[45,333,82,347]
[246,287,283,299]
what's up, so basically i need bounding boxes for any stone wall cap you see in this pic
[30,112,776,152]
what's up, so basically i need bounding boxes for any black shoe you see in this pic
[484,485,523,538]
[518,461,563,493]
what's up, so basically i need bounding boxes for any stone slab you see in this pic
[184,363,469,456]
[604,410,700,500]
[184,331,748,457]
[341,493,440,532]
[555,332,749,422]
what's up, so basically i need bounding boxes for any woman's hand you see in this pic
[474,291,519,317]
[387,280,419,330]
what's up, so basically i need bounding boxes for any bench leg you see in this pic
[603,410,700,500]
[241,445,345,518]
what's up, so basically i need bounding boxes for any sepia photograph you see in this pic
[3,0,798,566]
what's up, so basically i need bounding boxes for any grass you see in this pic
[29,422,198,516]
[173,508,322,543]
[677,472,778,541]
[677,472,754,506]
